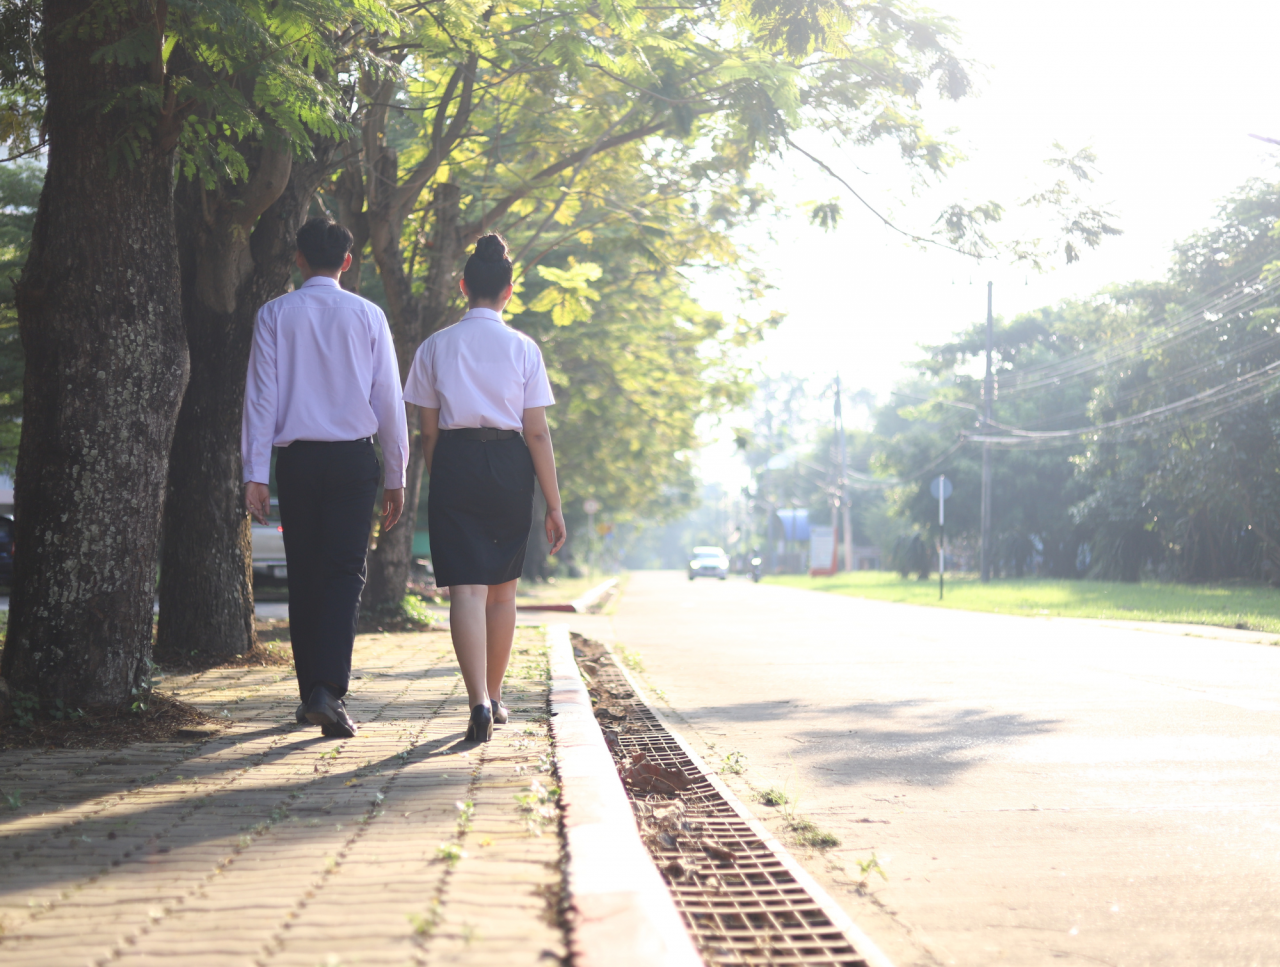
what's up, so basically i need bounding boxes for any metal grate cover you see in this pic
[573,635,870,967]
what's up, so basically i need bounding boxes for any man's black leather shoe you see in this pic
[305,684,358,738]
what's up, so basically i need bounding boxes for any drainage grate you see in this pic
[572,634,872,967]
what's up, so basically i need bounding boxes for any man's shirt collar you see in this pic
[461,307,503,324]
[302,275,341,288]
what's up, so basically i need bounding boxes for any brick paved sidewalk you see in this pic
[0,628,566,967]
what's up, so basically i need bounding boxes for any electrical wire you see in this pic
[998,270,1280,394]
[843,438,966,490]
[1001,255,1276,381]
[966,354,1280,449]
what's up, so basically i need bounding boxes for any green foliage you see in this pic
[10,688,37,728]
[788,817,840,849]
[433,842,465,865]
[0,0,42,159]
[514,778,559,834]
[0,160,38,472]
[407,902,442,937]
[0,0,399,179]
[399,593,437,627]
[130,659,158,713]
[328,0,982,565]
[856,852,888,884]
[66,0,398,179]
[758,786,789,806]
[48,699,85,722]
[760,169,1270,585]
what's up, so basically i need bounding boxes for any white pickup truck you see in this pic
[251,515,288,583]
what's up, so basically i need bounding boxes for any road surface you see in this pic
[569,570,1280,967]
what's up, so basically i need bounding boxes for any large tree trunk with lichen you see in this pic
[0,0,189,706]
[363,182,465,605]
[155,146,335,665]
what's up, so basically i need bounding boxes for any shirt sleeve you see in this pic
[402,339,439,408]
[523,339,556,409]
[369,308,410,489]
[241,304,278,485]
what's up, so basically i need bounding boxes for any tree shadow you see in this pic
[0,729,477,898]
[694,698,1061,787]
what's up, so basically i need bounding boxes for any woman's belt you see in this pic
[442,427,519,441]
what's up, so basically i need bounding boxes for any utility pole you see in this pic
[980,282,994,582]
[835,374,853,572]
[938,473,946,600]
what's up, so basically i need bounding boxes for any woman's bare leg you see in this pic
[449,584,490,709]
[485,579,518,702]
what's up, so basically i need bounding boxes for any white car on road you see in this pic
[252,507,288,583]
[688,546,729,581]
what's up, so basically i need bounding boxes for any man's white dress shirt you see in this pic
[402,308,555,428]
[242,276,409,488]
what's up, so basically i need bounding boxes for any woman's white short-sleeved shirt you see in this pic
[402,308,555,429]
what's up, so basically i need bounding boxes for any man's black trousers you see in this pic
[275,439,381,702]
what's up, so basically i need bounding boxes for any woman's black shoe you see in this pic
[465,703,494,742]
[490,699,509,725]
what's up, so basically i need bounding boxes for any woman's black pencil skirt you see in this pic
[427,433,535,587]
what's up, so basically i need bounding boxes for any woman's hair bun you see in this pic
[463,232,514,301]
[473,233,510,263]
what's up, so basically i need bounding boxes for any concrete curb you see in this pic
[520,578,619,614]
[607,648,899,967]
[546,623,702,967]
[572,577,619,614]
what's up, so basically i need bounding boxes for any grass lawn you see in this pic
[765,571,1280,635]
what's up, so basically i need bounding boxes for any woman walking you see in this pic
[403,234,567,742]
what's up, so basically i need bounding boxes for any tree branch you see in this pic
[390,51,478,225]
[463,118,669,238]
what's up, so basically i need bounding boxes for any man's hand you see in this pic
[545,506,567,554]
[245,482,271,524]
[382,487,405,531]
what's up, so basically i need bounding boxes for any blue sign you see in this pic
[775,508,810,542]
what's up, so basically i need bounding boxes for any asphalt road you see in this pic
[568,570,1280,967]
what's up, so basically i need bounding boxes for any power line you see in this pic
[966,354,1280,449]
[844,439,965,490]
[998,270,1280,394]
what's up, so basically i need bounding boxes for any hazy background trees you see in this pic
[717,169,1280,584]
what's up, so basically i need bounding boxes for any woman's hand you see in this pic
[545,506,567,554]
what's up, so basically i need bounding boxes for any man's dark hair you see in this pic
[296,216,354,270]
[463,233,513,301]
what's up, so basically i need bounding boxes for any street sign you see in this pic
[929,476,954,500]
[809,525,836,576]
[583,498,601,515]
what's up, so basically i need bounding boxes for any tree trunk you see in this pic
[1,0,188,705]
[335,142,369,295]
[364,183,465,604]
[156,148,335,665]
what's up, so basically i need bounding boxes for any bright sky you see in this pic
[696,0,1280,490]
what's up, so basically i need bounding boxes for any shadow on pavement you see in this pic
[692,698,1061,787]
[0,728,471,895]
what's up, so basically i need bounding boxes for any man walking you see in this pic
[242,216,409,738]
